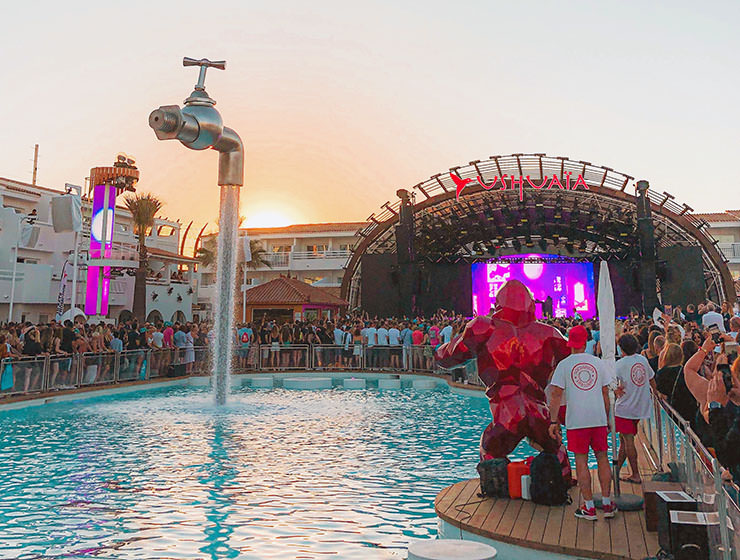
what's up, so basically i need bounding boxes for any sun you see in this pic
[242,210,294,229]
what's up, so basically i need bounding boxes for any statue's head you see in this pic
[492,280,536,327]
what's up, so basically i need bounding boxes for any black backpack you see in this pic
[530,452,570,506]
[476,458,510,498]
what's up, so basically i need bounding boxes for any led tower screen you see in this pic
[471,254,596,319]
[84,184,116,315]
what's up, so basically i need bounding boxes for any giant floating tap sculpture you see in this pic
[149,58,243,405]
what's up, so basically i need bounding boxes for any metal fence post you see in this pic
[74,354,80,388]
[655,401,664,470]
[114,352,120,382]
[146,350,151,380]
[42,355,50,392]
[712,458,733,560]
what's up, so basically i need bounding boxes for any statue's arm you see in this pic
[435,316,492,368]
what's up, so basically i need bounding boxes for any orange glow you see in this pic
[243,209,294,229]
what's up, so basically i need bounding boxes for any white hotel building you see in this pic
[0,177,198,324]
[197,222,364,319]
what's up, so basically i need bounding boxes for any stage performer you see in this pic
[436,280,572,479]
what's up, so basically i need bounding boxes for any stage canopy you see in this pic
[341,153,734,308]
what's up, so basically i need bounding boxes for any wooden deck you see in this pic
[435,434,660,559]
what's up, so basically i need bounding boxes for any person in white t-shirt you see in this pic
[376,322,389,368]
[614,333,656,484]
[388,323,401,369]
[702,303,726,333]
[440,322,453,344]
[364,322,378,368]
[549,325,616,521]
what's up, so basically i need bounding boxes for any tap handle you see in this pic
[183,57,226,91]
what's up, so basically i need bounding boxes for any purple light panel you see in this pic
[471,254,596,319]
[84,184,116,315]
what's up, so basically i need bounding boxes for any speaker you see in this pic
[667,510,725,560]
[643,480,682,531]
[657,246,705,307]
[51,194,82,233]
[656,491,698,552]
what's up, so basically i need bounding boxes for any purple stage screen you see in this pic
[471,254,596,319]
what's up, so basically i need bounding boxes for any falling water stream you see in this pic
[211,185,240,404]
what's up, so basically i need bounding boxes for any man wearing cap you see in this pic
[548,324,615,521]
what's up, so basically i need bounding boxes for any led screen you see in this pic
[85,184,116,315]
[471,254,596,319]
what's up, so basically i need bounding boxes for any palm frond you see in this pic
[124,193,163,238]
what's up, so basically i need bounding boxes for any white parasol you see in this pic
[596,261,643,510]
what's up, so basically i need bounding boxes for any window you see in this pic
[306,244,328,254]
[303,276,324,285]
[272,244,291,253]
[39,314,49,324]
[339,244,352,252]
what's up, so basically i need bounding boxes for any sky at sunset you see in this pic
[2,1,739,246]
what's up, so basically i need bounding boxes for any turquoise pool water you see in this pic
[0,382,568,559]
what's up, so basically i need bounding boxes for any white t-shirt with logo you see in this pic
[440,325,453,344]
[550,353,610,430]
[615,353,655,419]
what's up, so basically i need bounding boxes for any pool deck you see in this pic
[435,432,660,560]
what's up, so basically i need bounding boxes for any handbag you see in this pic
[1,363,13,391]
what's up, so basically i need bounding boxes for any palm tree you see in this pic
[124,193,163,323]
[196,239,272,271]
[195,246,216,268]
[245,240,271,271]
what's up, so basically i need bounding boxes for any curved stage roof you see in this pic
[342,153,734,307]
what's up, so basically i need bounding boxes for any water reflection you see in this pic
[200,419,240,559]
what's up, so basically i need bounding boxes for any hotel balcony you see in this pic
[259,250,351,271]
[718,242,740,263]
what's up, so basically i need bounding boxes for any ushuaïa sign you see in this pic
[451,172,590,202]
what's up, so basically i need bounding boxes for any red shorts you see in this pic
[615,416,639,435]
[558,405,567,425]
[566,426,608,455]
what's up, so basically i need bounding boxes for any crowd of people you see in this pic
[541,301,740,519]
[0,319,207,390]
[1,301,739,507]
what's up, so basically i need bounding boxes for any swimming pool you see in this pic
[2,380,539,559]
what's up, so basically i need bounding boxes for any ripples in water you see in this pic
[0,384,535,559]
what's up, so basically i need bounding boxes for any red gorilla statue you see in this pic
[436,280,571,478]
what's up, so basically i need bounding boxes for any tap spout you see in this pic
[214,126,243,187]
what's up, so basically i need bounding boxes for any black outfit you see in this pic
[60,327,74,353]
[647,355,659,373]
[127,331,140,350]
[708,403,740,483]
[22,340,43,356]
[655,365,698,426]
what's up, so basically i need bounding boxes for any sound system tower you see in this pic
[657,246,706,307]
[656,491,705,558]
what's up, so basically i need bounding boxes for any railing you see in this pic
[253,250,352,269]
[642,394,739,560]
[0,344,483,398]
[718,242,740,260]
[263,252,290,267]
[292,250,351,260]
